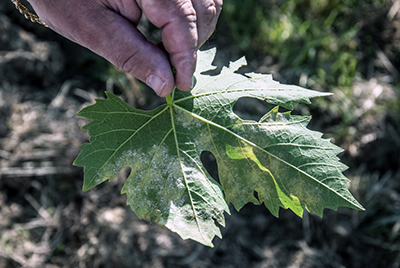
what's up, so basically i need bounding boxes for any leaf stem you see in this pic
[166,87,176,105]
[166,94,172,105]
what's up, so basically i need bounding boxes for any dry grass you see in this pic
[1,1,400,267]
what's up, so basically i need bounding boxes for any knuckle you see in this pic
[176,0,197,22]
[215,0,223,8]
[215,0,223,12]
[198,0,223,20]
[204,5,217,18]
[116,49,141,75]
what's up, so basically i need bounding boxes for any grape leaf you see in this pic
[73,48,364,247]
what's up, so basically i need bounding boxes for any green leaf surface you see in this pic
[74,48,364,247]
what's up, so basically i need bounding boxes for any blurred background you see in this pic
[1,0,399,267]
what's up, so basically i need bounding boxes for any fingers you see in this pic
[29,0,223,97]
[139,0,196,92]
[140,0,222,92]
[30,0,176,97]
[99,14,176,97]
[75,10,177,97]
[99,1,178,96]
[191,0,223,46]
[160,2,198,92]
[102,0,142,26]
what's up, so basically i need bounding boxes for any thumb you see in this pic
[29,0,176,96]
[44,7,176,97]
[93,14,175,97]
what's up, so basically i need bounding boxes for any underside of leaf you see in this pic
[74,48,364,247]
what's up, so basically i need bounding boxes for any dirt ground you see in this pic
[1,1,400,268]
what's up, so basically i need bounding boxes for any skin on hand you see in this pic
[27,0,223,97]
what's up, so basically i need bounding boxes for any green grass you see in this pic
[217,0,385,89]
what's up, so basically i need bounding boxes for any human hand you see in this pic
[28,0,222,97]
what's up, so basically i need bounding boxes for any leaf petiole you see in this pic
[166,94,173,105]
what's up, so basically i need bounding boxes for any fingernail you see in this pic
[189,76,194,89]
[146,75,166,95]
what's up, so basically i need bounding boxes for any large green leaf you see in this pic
[74,48,364,247]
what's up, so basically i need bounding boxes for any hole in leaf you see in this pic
[213,217,224,230]
[233,97,276,121]
[115,167,132,182]
[253,190,259,201]
[200,151,220,184]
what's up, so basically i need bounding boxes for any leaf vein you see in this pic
[173,104,359,207]
[86,106,169,187]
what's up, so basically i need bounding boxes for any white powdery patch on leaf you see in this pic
[74,48,364,247]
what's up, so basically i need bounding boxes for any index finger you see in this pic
[140,0,198,92]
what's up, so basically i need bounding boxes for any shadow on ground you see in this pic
[1,1,399,267]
